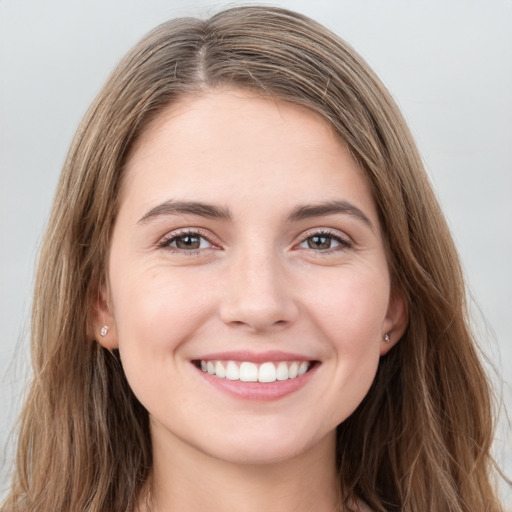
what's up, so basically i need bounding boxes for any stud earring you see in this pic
[100,325,109,337]
[384,333,391,343]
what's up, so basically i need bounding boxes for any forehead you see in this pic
[120,88,377,222]
[127,88,340,164]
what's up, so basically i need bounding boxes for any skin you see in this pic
[95,88,407,512]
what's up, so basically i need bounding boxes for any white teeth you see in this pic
[276,361,289,381]
[298,361,309,376]
[215,361,226,378]
[258,362,277,383]
[239,362,258,382]
[198,359,312,382]
[226,361,239,380]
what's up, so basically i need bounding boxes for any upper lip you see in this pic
[193,350,315,363]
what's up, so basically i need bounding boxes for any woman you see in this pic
[1,6,505,512]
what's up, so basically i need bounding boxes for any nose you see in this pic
[219,248,299,333]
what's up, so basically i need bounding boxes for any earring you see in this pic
[100,325,109,337]
[384,333,391,343]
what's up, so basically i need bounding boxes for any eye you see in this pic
[159,230,214,252]
[297,231,351,251]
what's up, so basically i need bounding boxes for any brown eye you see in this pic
[307,235,334,250]
[298,232,350,252]
[175,234,201,250]
[162,232,212,251]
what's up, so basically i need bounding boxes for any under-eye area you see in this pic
[193,360,318,383]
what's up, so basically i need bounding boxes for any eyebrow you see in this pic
[287,200,374,230]
[138,200,232,223]
[138,198,373,230]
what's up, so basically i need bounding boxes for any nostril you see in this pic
[219,284,299,332]
[225,318,291,331]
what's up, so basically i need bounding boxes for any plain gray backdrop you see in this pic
[1,0,511,505]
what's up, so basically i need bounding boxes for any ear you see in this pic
[91,283,118,350]
[380,286,408,355]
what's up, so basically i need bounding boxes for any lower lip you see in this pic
[195,363,318,401]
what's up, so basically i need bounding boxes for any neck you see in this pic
[145,420,340,512]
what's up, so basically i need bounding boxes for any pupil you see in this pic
[176,235,200,250]
[308,235,331,250]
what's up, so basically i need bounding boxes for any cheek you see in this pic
[110,266,213,357]
[303,267,388,422]
[109,267,215,411]
[306,265,390,346]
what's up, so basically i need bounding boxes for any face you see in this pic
[96,89,406,466]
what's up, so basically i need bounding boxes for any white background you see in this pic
[1,0,511,506]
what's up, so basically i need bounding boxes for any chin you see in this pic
[209,441,309,466]
[198,424,334,467]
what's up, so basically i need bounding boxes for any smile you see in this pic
[199,360,311,383]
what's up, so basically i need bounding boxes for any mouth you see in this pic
[194,359,315,383]
[191,351,319,400]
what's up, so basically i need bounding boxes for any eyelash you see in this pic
[157,228,352,255]
[157,229,216,254]
[296,229,352,253]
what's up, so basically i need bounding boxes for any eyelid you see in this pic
[294,228,353,251]
[157,227,221,252]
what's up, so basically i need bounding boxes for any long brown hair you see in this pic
[2,6,504,511]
